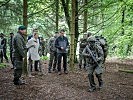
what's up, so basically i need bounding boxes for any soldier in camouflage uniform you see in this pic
[12,26,27,85]
[48,32,59,73]
[9,33,14,69]
[82,36,104,92]
[0,33,9,63]
[79,32,91,69]
[39,37,47,56]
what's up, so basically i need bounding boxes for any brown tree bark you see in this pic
[60,0,70,30]
[83,0,88,33]
[69,0,76,70]
[23,0,28,75]
[55,0,59,31]
[74,0,79,63]
[23,0,28,28]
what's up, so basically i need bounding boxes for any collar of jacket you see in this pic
[17,32,26,41]
[59,36,65,39]
[32,38,38,43]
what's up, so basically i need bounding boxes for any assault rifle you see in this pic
[85,45,101,68]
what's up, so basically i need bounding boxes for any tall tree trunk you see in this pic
[74,0,79,63]
[61,0,70,30]
[101,0,104,31]
[23,0,28,27]
[23,0,28,75]
[121,5,126,35]
[69,0,76,70]
[55,0,59,31]
[83,0,88,33]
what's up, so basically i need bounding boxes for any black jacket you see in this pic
[55,36,69,53]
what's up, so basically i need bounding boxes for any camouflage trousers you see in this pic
[13,57,23,82]
[79,53,86,68]
[48,51,57,71]
[86,63,104,75]
[86,63,104,88]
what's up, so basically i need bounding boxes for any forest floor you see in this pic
[0,58,133,100]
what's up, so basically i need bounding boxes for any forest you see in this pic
[1,0,133,58]
[0,0,133,100]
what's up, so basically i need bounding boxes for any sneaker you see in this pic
[48,70,51,73]
[28,74,35,78]
[64,71,68,74]
[99,83,104,89]
[53,68,56,71]
[88,87,96,92]
[58,72,61,75]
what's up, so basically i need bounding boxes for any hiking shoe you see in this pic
[64,71,68,74]
[88,87,96,92]
[99,83,104,89]
[58,72,61,75]
[14,79,25,85]
[48,70,51,73]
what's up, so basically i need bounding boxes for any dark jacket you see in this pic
[0,37,7,49]
[55,36,69,53]
[9,36,14,51]
[12,32,27,58]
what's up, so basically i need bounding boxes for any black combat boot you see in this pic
[53,66,56,72]
[79,64,81,69]
[88,74,96,92]
[13,78,25,85]
[96,74,103,89]
[83,64,86,69]
[48,66,52,73]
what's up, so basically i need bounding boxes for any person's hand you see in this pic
[61,47,64,50]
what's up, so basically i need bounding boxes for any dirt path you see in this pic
[0,59,133,100]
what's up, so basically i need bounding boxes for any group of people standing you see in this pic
[0,33,9,63]
[1,25,108,92]
[48,30,69,75]
[10,26,69,85]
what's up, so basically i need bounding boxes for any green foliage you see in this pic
[0,63,7,69]
[40,56,49,60]
[0,0,133,58]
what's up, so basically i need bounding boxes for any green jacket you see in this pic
[12,32,27,58]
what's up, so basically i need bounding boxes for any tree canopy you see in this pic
[0,0,133,58]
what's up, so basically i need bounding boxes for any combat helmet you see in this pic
[87,36,96,42]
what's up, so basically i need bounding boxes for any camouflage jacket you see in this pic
[8,36,14,51]
[12,32,27,58]
[82,44,104,64]
[47,36,57,53]
[79,38,87,53]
